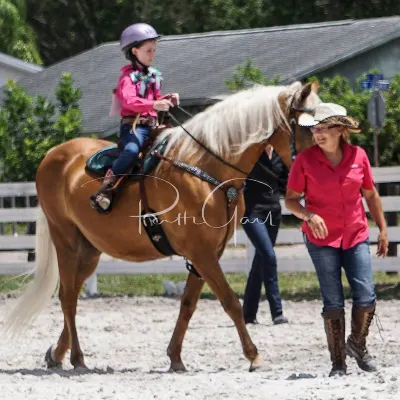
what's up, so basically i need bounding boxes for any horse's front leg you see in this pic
[191,253,264,372]
[167,272,204,372]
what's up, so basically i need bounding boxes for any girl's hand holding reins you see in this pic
[153,99,174,111]
[377,230,389,257]
[307,214,329,240]
[170,93,180,106]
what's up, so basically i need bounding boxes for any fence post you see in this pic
[84,273,98,296]
[0,197,3,235]
[386,183,400,275]
[27,195,36,262]
[11,196,16,236]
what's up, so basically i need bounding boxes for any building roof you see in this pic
[1,17,400,136]
[0,52,43,73]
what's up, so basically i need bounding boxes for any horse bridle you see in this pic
[288,92,316,161]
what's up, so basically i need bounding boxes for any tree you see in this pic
[0,0,42,63]
[24,0,400,65]
[309,72,400,166]
[26,0,134,65]
[225,58,280,91]
[378,73,400,166]
[26,0,268,65]
[308,74,374,154]
[0,73,82,182]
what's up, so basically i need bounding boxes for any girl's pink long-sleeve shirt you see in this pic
[116,64,163,117]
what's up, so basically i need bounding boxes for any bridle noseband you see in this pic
[289,94,316,161]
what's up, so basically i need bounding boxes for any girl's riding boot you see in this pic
[345,302,377,372]
[322,309,347,377]
[90,169,117,212]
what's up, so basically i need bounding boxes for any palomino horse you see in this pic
[3,82,319,372]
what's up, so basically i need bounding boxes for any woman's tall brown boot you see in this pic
[345,302,377,372]
[322,309,347,377]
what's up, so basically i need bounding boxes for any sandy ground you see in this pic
[0,296,399,400]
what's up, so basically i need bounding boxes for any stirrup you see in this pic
[90,192,112,214]
[96,193,111,210]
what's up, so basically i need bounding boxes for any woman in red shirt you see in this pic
[285,103,388,377]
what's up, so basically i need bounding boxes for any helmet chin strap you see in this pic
[130,53,149,73]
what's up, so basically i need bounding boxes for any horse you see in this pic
[3,81,320,372]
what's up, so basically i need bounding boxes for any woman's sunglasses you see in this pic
[310,125,340,133]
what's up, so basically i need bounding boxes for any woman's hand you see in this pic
[377,230,389,257]
[153,99,174,111]
[308,214,329,240]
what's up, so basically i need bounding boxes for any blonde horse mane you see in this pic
[155,82,320,163]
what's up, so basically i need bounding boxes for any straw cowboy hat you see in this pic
[298,103,361,133]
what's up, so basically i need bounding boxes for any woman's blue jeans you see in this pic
[112,123,151,176]
[242,213,283,320]
[304,234,376,311]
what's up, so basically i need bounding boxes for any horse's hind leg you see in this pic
[46,224,100,369]
[167,273,204,372]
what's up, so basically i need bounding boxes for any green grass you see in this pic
[1,272,399,300]
[1,222,29,235]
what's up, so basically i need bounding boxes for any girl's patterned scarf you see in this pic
[129,67,163,97]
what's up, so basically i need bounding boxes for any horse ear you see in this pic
[298,83,312,104]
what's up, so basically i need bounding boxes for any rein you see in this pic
[173,107,280,182]
[170,100,313,184]
[149,99,315,278]
[168,111,250,177]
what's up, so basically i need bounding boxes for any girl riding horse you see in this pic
[91,23,179,212]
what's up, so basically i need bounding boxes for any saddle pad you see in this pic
[86,137,170,178]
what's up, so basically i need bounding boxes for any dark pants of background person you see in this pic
[242,211,283,321]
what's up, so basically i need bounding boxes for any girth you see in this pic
[138,145,243,279]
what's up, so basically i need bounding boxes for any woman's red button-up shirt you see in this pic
[287,144,375,249]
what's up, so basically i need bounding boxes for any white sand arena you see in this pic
[0,296,399,400]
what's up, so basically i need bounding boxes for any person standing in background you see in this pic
[241,144,289,325]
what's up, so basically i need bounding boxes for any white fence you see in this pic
[0,166,399,295]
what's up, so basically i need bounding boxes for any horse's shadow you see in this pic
[0,366,140,377]
[0,367,321,379]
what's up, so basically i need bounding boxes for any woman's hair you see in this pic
[340,127,351,144]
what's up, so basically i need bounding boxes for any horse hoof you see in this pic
[249,354,264,372]
[74,365,89,372]
[45,346,62,369]
[169,362,187,373]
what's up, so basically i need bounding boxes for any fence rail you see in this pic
[0,167,399,292]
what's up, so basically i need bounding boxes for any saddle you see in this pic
[86,132,177,258]
[86,134,169,179]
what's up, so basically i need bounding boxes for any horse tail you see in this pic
[3,206,59,338]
